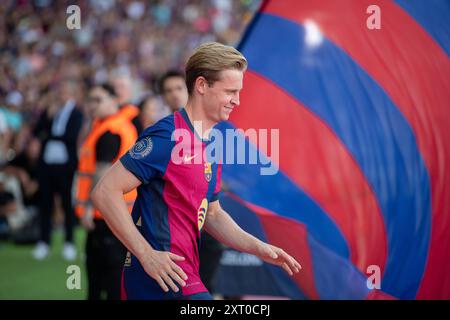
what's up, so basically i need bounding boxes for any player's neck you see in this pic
[184,102,215,140]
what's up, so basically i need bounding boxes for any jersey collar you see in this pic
[179,108,212,143]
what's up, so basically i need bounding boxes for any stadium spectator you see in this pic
[110,70,143,134]
[136,94,167,131]
[159,70,189,113]
[32,79,84,261]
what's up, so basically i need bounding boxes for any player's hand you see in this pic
[256,243,302,276]
[140,249,188,293]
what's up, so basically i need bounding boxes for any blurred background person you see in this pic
[0,91,24,165]
[0,135,40,244]
[0,181,17,240]
[159,70,189,113]
[136,94,167,131]
[1,137,40,213]
[32,79,84,261]
[76,83,137,300]
[110,70,142,134]
[0,105,12,168]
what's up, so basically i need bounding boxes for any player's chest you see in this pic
[167,160,215,196]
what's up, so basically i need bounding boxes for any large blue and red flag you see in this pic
[214,0,450,299]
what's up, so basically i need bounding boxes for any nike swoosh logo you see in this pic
[183,154,198,163]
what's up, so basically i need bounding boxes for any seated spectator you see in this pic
[0,183,16,218]
[1,137,40,210]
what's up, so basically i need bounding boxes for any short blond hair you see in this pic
[185,42,247,95]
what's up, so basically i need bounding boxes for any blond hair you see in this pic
[185,42,247,95]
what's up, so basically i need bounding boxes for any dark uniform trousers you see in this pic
[86,219,126,300]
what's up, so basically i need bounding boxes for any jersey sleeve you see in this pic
[120,116,174,184]
[210,163,222,202]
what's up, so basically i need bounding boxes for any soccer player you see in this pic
[160,68,224,295]
[92,42,301,300]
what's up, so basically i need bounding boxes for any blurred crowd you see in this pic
[0,0,260,241]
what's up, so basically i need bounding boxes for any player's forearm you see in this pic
[91,182,153,261]
[204,207,263,255]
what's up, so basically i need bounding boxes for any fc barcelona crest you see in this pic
[204,162,212,182]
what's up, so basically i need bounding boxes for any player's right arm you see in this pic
[91,160,188,293]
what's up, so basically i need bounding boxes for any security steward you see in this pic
[75,83,137,300]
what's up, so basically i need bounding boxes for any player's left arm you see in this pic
[204,200,301,276]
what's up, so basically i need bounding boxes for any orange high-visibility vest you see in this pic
[75,112,138,220]
[119,103,139,121]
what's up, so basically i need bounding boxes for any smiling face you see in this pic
[185,42,247,124]
[200,69,244,123]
